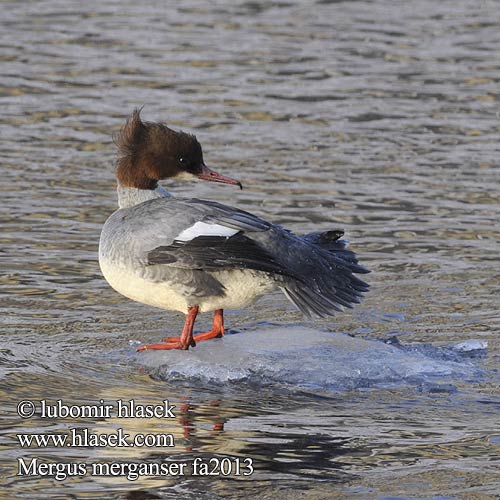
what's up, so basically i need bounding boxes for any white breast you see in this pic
[99,258,189,313]
[99,257,275,314]
[199,269,276,312]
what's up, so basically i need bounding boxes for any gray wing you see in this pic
[143,198,298,278]
[110,197,369,317]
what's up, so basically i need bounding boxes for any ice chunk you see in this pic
[135,326,486,393]
[453,339,488,353]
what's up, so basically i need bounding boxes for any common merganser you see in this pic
[99,109,369,351]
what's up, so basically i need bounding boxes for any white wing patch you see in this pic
[175,221,239,242]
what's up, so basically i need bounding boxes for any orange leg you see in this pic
[163,309,224,344]
[136,306,199,351]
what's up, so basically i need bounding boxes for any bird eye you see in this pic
[179,157,185,164]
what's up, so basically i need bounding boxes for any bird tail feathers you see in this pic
[280,229,370,317]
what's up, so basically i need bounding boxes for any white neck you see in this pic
[117,184,172,209]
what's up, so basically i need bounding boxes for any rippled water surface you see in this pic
[1,1,499,499]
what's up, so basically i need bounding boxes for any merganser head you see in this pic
[115,109,242,190]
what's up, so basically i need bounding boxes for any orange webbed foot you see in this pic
[163,329,223,343]
[136,339,195,351]
[162,309,224,344]
[138,308,224,353]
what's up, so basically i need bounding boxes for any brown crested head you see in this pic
[114,109,242,190]
[114,109,205,189]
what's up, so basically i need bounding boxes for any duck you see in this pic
[99,109,369,351]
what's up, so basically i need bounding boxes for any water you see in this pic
[1,0,499,498]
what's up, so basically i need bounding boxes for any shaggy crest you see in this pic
[114,109,203,189]
[114,108,146,162]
